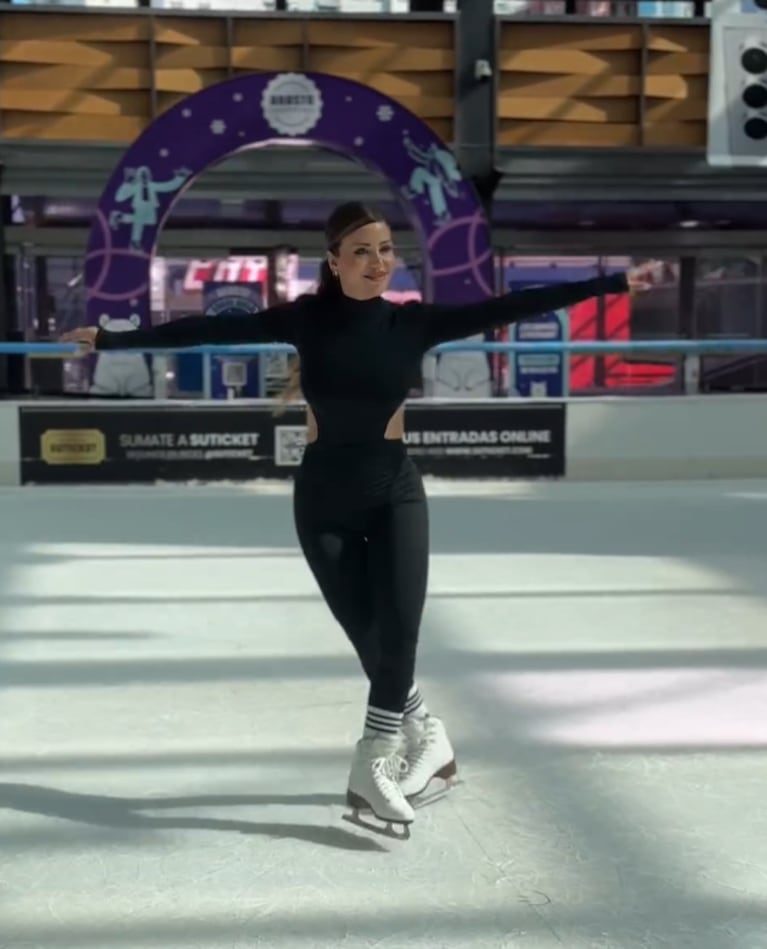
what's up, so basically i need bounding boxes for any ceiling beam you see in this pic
[8,224,766,257]
[494,147,767,202]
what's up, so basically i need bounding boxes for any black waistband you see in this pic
[302,437,406,457]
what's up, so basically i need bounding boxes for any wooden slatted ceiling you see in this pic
[0,12,704,150]
[153,17,231,117]
[497,21,708,148]
[0,11,454,145]
[0,12,151,141]
[303,20,454,143]
[644,25,708,146]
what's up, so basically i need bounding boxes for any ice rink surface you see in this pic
[1,476,767,949]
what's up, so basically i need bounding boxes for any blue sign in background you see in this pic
[507,281,569,398]
[176,281,264,397]
[205,282,264,399]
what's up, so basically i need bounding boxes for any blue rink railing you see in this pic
[3,337,767,397]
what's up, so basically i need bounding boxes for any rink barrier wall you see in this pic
[565,395,767,481]
[0,402,20,486]
[6,394,767,486]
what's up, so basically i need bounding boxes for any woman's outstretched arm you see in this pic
[415,270,643,348]
[62,298,305,352]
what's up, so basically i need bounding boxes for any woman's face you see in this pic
[328,220,395,300]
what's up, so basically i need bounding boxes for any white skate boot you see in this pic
[344,734,415,839]
[399,715,458,804]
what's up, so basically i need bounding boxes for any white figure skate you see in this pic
[344,734,415,839]
[399,715,458,806]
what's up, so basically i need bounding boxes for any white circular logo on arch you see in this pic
[261,73,323,137]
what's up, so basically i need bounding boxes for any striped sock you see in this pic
[363,705,403,738]
[403,683,428,721]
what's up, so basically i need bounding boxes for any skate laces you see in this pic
[371,752,409,798]
[407,718,440,770]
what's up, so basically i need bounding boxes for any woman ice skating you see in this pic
[62,202,656,839]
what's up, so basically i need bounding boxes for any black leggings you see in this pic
[293,440,428,714]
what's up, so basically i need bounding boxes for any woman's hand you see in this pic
[626,260,663,294]
[60,326,99,354]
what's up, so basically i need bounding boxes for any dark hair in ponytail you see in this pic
[316,258,338,297]
[275,201,388,415]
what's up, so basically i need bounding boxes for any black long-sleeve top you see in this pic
[96,273,628,445]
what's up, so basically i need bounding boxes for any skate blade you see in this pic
[408,775,462,808]
[343,808,412,840]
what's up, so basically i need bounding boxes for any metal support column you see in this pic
[678,256,699,394]
[0,169,17,393]
[454,0,500,213]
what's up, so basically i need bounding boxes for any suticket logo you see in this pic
[40,429,106,465]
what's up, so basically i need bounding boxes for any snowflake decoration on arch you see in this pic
[377,105,394,123]
[210,119,226,135]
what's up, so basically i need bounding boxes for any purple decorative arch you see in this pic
[85,71,494,327]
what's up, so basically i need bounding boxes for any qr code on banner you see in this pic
[274,425,307,466]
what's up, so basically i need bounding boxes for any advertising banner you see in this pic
[18,405,308,485]
[403,402,565,478]
[19,401,565,484]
